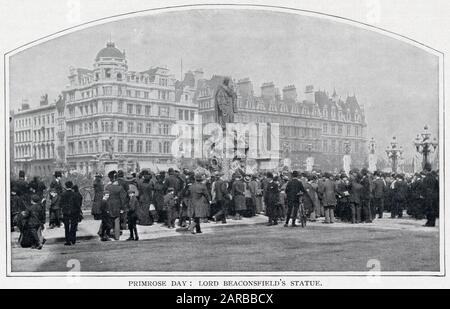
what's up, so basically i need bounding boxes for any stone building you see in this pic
[61,42,191,174]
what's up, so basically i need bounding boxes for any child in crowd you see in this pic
[99,190,112,241]
[163,187,178,229]
[127,189,139,241]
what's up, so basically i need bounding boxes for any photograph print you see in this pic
[6,6,441,274]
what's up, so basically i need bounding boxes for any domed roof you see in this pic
[95,42,125,60]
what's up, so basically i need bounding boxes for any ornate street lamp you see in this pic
[344,140,351,154]
[414,125,438,169]
[368,137,376,154]
[386,136,403,173]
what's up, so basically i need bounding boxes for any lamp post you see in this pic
[368,137,377,172]
[368,137,376,154]
[414,125,438,170]
[344,140,351,155]
[386,136,403,173]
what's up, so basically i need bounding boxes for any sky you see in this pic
[9,9,439,161]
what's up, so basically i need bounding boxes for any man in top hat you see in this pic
[391,173,408,218]
[372,171,387,219]
[105,170,127,240]
[59,181,80,246]
[264,172,280,226]
[285,171,306,227]
[188,173,211,234]
[421,163,439,227]
[92,173,104,220]
[14,170,31,207]
[50,171,64,195]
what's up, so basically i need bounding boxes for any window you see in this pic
[118,121,123,132]
[338,141,343,153]
[118,101,123,113]
[84,123,88,133]
[51,113,54,124]
[163,141,170,153]
[127,140,134,153]
[145,105,151,116]
[137,141,143,153]
[127,104,133,114]
[338,125,343,135]
[179,110,183,120]
[78,141,83,154]
[95,140,99,152]
[127,122,134,133]
[331,140,336,153]
[323,140,328,152]
[105,69,111,79]
[89,140,93,153]
[103,101,112,113]
[117,73,122,81]
[159,106,169,117]
[118,140,123,152]
[163,124,169,135]
[145,141,152,152]
[144,92,149,99]
[102,140,107,152]
[84,141,88,153]
[190,111,195,121]
[347,125,351,136]
[79,106,84,115]
[78,124,83,135]
[146,123,152,134]
[127,90,131,97]
[184,110,189,121]
[94,122,98,133]
[158,123,163,135]
[135,91,140,98]
[89,122,93,133]
[137,123,143,134]
[323,123,327,134]
[136,104,142,115]
[103,86,112,95]
[331,124,336,134]
[84,105,89,115]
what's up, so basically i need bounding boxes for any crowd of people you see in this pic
[10,163,439,250]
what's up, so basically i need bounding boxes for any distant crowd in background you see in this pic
[10,163,439,250]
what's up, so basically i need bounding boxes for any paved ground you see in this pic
[10,213,440,273]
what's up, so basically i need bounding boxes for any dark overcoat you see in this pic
[188,182,211,218]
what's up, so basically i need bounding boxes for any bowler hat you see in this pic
[54,171,62,178]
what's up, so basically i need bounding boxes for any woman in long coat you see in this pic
[153,174,167,223]
[231,175,246,220]
[188,174,211,234]
[91,174,104,220]
[137,174,153,225]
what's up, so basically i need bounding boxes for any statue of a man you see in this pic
[214,77,237,131]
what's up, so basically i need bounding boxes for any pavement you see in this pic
[10,210,439,248]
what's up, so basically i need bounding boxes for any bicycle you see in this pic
[298,195,307,228]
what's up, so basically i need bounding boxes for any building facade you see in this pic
[11,42,368,176]
[193,76,368,171]
[62,42,193,174]
[12,96,57,177]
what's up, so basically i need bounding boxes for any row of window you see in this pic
[15,144,55,160]
[69,86,173,102]
[178,109,196,121]
[68,140,171,155]
[33,128,55,142]
[15,130,31,143]
[67,101,170,118]
[323,123,362,137]
[15,115,55,129]
[67,120,170,135]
